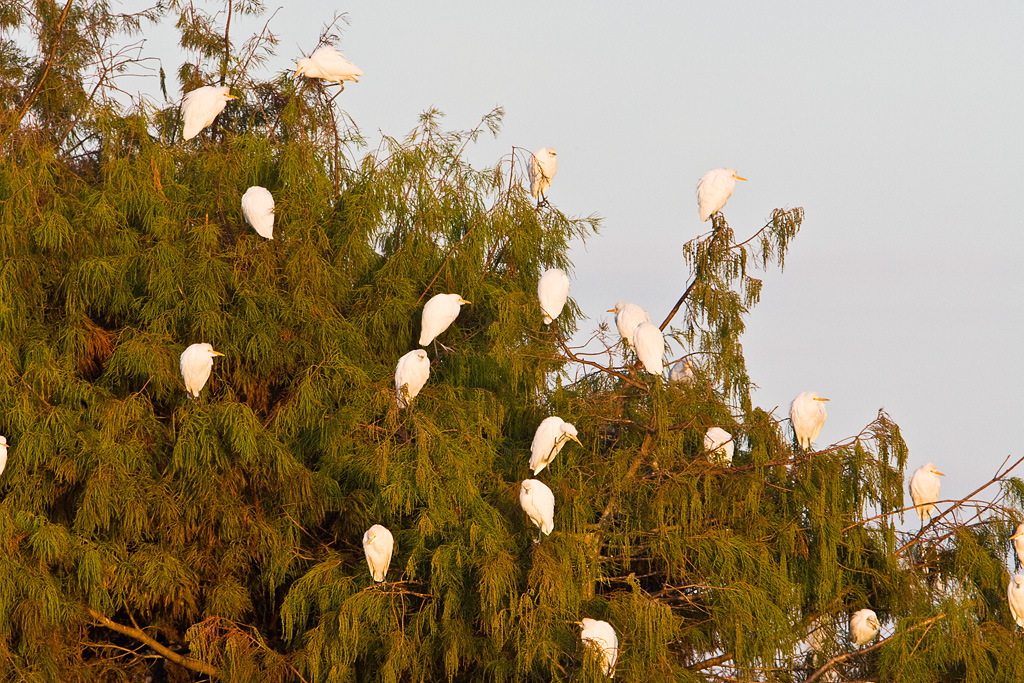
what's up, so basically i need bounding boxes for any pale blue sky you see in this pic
[120,1,1023,511]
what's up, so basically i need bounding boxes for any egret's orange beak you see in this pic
[734,175,748,181]
[294,67,302,78]
[814,397,830,401]
[934,470,946,476]
[570,435,583,447]
[459,298,471,305]
[606,308,616,313]
[211,350,225,357]
[1011,530,1024,540]
[225,95,237,100]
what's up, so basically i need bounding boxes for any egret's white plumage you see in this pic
[608,301,650,348]
[1010,575,1024,627]
[362,524,394,582]
[697,168,747,222]
[0,436,7,477]
[632,322,665,376]
[519,479,555,537]
[849,609,880,647]
[909,463,945,523]
[241,186,275,239]
[528,147,558,199]
[1011,523,1024,565]
[538,268,570,325]
[579,618,619,677]
[180,343,224,399]
[530,416,582,475]
[419,293,470,346]
[704,427,734,465]
[181,86,235,141]
[669,358,695,385]
[395,349,430,408]
[789,392,828,450]
[295,46,363,83]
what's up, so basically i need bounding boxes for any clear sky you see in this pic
[120,1,1023,510]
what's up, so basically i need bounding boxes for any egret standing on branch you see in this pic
[579,618,619,677]
[697,168,747,222]
[850,609,880,647]
[519,479,555,542]
[632,321,665,376]
[395,350,430,408]
[295,46,363,84]
[669,358,695,385]
[1011,523,1024,565]
[789,392,828,450]
[181,85,236,141]
[908,463,945,523]
[530,416,582,475]
[704,427,734,465]
[241,186,275,239]
[180,343,224,399]
[419,293,470,347]
[528,147,558,203]
[1010,575,1024,628]
[608,301,650,349]
[0,436,7,476]
[538,268,570,325]
[362,524,394,583]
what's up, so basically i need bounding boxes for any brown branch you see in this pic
[8,0,76,136]
[557,337,647,391]
[805,614,945,683]
[687,651,734,671]
[86,608,221,677]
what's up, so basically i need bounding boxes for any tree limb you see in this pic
[8,0,75,136]
[805,614,945,683]
[86,608,221,678]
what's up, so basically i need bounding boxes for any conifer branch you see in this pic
[7,0,75,138]
[805,614,945,683]
[86,608,221,677]
[557,337,646,391]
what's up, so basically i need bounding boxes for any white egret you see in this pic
[632,322,665,376]
[1011,523,1024,565]
[362,524,394,583]
[528,147,558,201]
[579,618,619,677]
[295,46,363,84]
[241,186,275,239]
[908,463,945,523]
[519,479,555,541]
[180,343,224,399]
[181,86,236,141]
[0,436,7,476]
[697,168,747,222]
[789,392,828,450]
[530,416,582,475]
[419,293,470,346]
[1010,575,1024,627]
[849,608,880,647]
[538,268,570,325]
[704,427,734,465]
[669,358,695,385]
[608,301,650,348]
[395,350,430,408]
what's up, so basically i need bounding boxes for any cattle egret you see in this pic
[704,427,734,465]
[789,392,828,450]
[0,436,7,476]
[850,609,880,647]
[608,301,650,348]
[530,416,582,475]
[295,46,363,83]
[528,147,558,201]
[419,293,470,346]
[519,479,555,541]
[363,524,394,582]
[669,359,695,385]
[1010,575,1024,627]
[697,168,747,222]
[538,268,570,325]
[632,322,665,375]
[579,618,619,677]
[395,349,430,408]
[1011,523,1024,565]
[241,186,275,239]
[909,463,945,523]
[181,86,236,141]
[180,343,224,399]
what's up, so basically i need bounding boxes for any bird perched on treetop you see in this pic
[704,427,734,465]
[530,416,582,475]
[670,358,695,385]
[850,609,880,647]
[538,268,570,325]
[608,301,650,349]
[579,618,619,677]
[241,186,275,239]
[528,147,558,201]
[395,350,430,408]
[789,392,828,450]
[1011,523,1024,565]
[908,463,945,523]
[519,479,555,541]
[181,86,236,141]
[697,168,747,222]
[295,46,363,84]
[419,293,470,346]
[632,322,665,376]
[0,436,8,477]
[180,343,224,399]
[362,524,394,583]
[1009,575,1024,628]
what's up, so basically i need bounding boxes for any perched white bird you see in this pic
[295,46,363,83]
[908,463,945,523]
[181,86,236,141]
[419,293,470,346]
[704,427,734,465]
[1011,523,1024,565]
[669,358,695,385]
[849,609,880,647]
[395,350,430,408]
[579,618,619,677]
[608,301,650,348]
[0,436,7,476]
[789,392,829,450]
[362,524,394,582]
[528,147,558,200]
[632,322,665,376]
[180,343,224,399]
[519,479,555,539]
[530,416,582,475]
[697,168,747,222]
[241,186,275,239]
[538,268,570,325]
[1009,575,1024,628]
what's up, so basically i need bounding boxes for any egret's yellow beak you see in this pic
[211,350,225,357]
[934,470,946,476]
[225,95,237,100]
[814,397,830,401]
[606,308,616,313]
[734,175,748,181]
[294,67,302,78]
[1011,530,1024,540]
[570,435,583,447]
[459,298,472,305]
